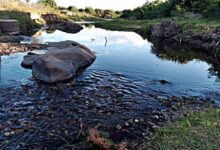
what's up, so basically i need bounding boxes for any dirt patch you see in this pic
[0,43,45,55]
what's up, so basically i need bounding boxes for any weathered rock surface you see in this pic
[42,14,83,33]
[151,20,182,38]
[151,21,220,57]
[21,41,96,83]
[48,21,83,34]
[0,19,20,34]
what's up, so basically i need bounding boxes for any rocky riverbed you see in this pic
[0,70,218,149]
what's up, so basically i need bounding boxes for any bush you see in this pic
[85,7,95,15]
[121,0,220,20]
[68,6,78,13]
[38,0,57,8]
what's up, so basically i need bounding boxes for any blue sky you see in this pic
[27,0,150,10]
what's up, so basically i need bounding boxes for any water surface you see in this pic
[0,26,220,102]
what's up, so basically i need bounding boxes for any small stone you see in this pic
[116,124,122,130]
[125,122,129,126]
[4,132,11,136]
[134,119,139,123]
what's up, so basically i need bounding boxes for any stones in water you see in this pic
[21,41,96,83]
[0,19,20,35]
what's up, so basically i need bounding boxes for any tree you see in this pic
[85,7,95,15]
[38,0,57,8]
[68,6,78,12]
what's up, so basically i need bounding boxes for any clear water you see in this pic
[0,52,32,86]
[0,26,220,100]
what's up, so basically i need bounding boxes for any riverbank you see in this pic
[95,17,220,56]
[142,108,220,150]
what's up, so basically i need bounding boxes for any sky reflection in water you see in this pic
[0,26,219,99]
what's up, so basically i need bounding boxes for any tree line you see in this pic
[121,0,220,19]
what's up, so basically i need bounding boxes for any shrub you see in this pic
[38,0,57,8]
[68,6,78,13]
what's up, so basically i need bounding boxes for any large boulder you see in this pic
[0,19,20,34]
[151,20,182,38]
[21,41,96,83]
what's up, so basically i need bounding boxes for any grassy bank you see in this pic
[143,109,220,150]
[95,17,220,38]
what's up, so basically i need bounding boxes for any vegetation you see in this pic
[37,0,57,8]
[68,6,78,13]
[0,0,51,13]
[143,109,220,150]
[121,0,220,20]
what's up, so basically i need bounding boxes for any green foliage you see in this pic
[85,7,95,15]
[120,9,132,18]
[122,0,220,20]
[95,9,104,17]
[144,109,220,150]
[68,6,78,13]
[84,7,120,19]
[38,0,57,8]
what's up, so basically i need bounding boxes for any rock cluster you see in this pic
[151,20,220,56]
[21,41,96,83]
[42,14,83,33]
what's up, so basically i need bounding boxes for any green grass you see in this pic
[143,109,220,150]
[94,17,220,38]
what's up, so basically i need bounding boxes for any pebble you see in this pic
[4,131,15,137]
[116,124,122,130]
[134,119,139,123]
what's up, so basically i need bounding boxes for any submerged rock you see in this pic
[21,41,96,83]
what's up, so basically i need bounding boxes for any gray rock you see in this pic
[21,41,96,83]
[32,55,76,83]
[21,55,39,69]
[151,20,182,38]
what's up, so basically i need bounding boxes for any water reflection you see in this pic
[151,38,220,80]
[0,26,219,99]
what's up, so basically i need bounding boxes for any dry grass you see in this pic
[118,142,127,150]
[0,0,55,14]
[87,129,128,150]
[87,129,114,150]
